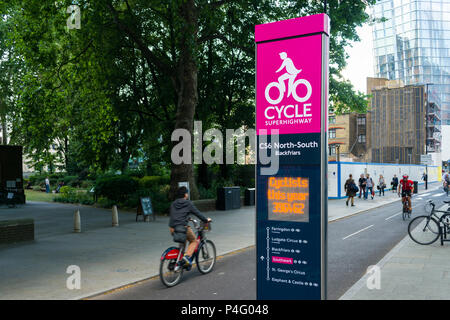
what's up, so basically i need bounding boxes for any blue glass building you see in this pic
[371,0,450,127]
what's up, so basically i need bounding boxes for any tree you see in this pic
[1,0,376,198]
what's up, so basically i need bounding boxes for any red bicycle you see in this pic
[159,218,216,287]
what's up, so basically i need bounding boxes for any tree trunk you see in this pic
[0,111,7,145]
[169,0,199,201]
[197,162,209,189]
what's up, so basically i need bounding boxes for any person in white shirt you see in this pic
[45,177,50,193]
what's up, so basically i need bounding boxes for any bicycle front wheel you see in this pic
[196,240,216,274]
[408,216,440,245]
[159,258,183,287]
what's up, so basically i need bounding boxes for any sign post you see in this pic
[255,14,329,300]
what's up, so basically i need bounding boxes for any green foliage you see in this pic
[53,190,95,205]
[59,186,75,197]
[94,175,139,204]
[1,0,375,193]
[138,176,171,191]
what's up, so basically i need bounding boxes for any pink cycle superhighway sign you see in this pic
[255,13,329,300]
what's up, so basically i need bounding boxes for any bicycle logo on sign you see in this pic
[264,52,312,105]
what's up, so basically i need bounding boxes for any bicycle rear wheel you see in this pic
[196,240,216,274]
[159,258,183,287]
[408,216,440,245]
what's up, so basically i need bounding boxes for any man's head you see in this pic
[360,174,364,178]
[279,52,287,60]
[349,174,352,179]
[402,174,408,181]
[176,186,189,200]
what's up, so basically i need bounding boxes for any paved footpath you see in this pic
[328,183,440,222]
[0,182,445,299]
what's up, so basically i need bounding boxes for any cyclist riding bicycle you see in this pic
[398,174,414,212]
[169,186,211,267]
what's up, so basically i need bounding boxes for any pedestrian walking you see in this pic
[45,177,50,193]
[378,174,386,196]
[366,173,374,199]
[358,174,366,199]
[443,171,450,196]
[344,174,357,207]
[391,174,399,193]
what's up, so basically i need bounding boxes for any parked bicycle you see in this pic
[408,200,450,245]
[159,218,216,287]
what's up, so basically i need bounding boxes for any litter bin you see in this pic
[216,187,241,210]
[413,181,418,193]
[244,188,255,206]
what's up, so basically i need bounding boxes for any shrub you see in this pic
[94,175,138,204]
[29,174,46,186]
[138,176,170,191]
[63,175,79,187]
[59,186,75,197]
[53,191,95,205]
[80,180,94,189]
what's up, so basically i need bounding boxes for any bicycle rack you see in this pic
[440,224,450,246]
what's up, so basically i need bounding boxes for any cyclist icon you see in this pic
[275,52,302,98]
[264,52,312,105]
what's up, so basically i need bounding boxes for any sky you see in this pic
[341,23,450,163]
[341,24,374,94]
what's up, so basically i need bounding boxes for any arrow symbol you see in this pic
[260,256,265,261]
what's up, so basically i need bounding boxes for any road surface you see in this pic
[91,188,449,300]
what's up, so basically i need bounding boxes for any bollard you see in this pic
[112,205,119,227]
[74,210,81,233]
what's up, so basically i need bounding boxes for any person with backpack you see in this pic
[358,174,366,199]
[344,174,357,207]
[169,186,212,266]
[366,173,374,199]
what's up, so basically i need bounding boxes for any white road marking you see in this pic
[385,204,420,220]
[342,225,374,240]
[385,212,402,220]
[432,193,445,197]
[420,193,431,197]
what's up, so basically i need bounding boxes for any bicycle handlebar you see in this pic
[188,217,212,231]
